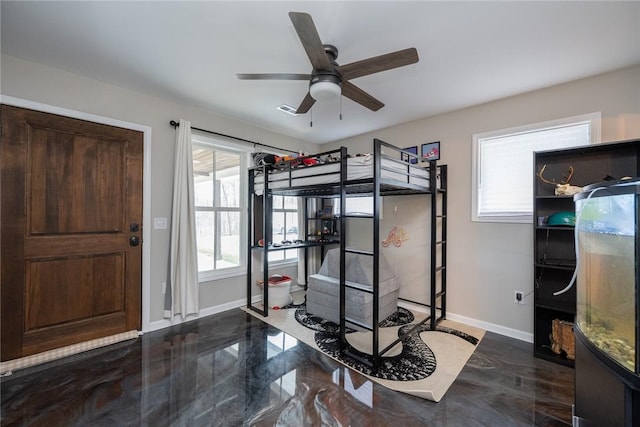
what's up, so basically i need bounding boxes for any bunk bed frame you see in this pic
[246,138,448,370]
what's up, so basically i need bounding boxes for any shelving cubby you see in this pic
[533,139,640,366]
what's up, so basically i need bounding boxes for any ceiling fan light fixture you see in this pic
[309,75,341,101]
[310,81,341,101]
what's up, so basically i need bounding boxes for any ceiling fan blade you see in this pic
[341,81,384,111]
[237,73,311,80]
[295,92,316,114]
[288,12,332,71]
[337,47,419,81]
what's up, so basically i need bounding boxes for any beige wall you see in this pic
[1,54,314,328]
[3,52,638,339]
[321,65,640,339]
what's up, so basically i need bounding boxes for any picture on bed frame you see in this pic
[321,205,333,218]
[421,141,440,161]
[401,146,418,164]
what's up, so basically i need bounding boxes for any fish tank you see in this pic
[574,179,640,375]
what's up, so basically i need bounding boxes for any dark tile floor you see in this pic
[1,308,574,426]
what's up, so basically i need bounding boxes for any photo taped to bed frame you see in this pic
[402,146,418,164]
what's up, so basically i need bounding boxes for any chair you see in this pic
[306,248,400,327]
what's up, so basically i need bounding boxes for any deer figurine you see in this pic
[537,164,583,196]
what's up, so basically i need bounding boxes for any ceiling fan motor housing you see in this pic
[322,44,339,62]
[310,72,341,86]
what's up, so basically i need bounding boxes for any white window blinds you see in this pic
[472,113,600,222]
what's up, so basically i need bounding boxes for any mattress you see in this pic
[253,155,431,194]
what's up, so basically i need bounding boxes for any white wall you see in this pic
[1,54,316,328]
[321,65,640,340]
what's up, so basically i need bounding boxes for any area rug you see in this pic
[244,298,484,402]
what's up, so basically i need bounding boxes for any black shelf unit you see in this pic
[306,217,338,239]
[533,139,640,366]
[305,199,340,262]
[246,139,447,370]
[252,239,340,251]
[247,147,346,313]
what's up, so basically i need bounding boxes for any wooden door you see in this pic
[1,105,143,361]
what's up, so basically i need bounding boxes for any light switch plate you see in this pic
[154,217,168,230]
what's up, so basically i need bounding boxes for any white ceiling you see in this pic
[2,1,639,144]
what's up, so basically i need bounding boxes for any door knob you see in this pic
[129,236,140,247]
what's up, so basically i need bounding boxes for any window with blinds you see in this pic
[471,113,600,223]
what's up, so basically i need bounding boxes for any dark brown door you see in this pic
[1,105,143,361]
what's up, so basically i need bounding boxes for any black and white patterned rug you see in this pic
[292,304,415,333]
[290,303,479,382]
[245,299,485,401]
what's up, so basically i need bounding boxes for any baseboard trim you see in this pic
[396,301,533,343]
[147,295,263,332]
[446,312,533,343]
[149,297,534,344]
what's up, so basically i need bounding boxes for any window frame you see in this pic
[268,195,299,265]
[192,133,250,282]
[471,112,601,223]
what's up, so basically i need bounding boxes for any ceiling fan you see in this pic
[237,12,419,114]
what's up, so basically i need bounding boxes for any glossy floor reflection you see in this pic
[1,308,574,426]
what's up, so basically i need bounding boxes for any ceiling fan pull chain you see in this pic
[340,96,343,121]
[310,108,313,127]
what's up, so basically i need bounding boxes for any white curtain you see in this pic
[297,198,320,285]
[168,119,199,320]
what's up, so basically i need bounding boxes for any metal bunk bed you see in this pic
[246,138,447,370]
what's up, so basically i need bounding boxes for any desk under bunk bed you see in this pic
[246,138,447,370]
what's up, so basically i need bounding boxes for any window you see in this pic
[192,134,249,281]
[269,195,299,263]
[332,197,378,217]
[472,113,601,223]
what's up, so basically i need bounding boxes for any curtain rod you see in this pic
[169,120,298,155]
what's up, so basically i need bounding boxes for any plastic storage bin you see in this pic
[257,275,292,308]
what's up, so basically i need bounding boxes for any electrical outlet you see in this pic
[514,291,524,304]
[162,281,167,295]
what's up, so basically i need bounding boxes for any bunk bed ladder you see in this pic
[372,141,381,369]
[377,160,448,361]
[338,147,349,361]
[338,142,384,371]
[429,163,448,329]
[340,143,383,370]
